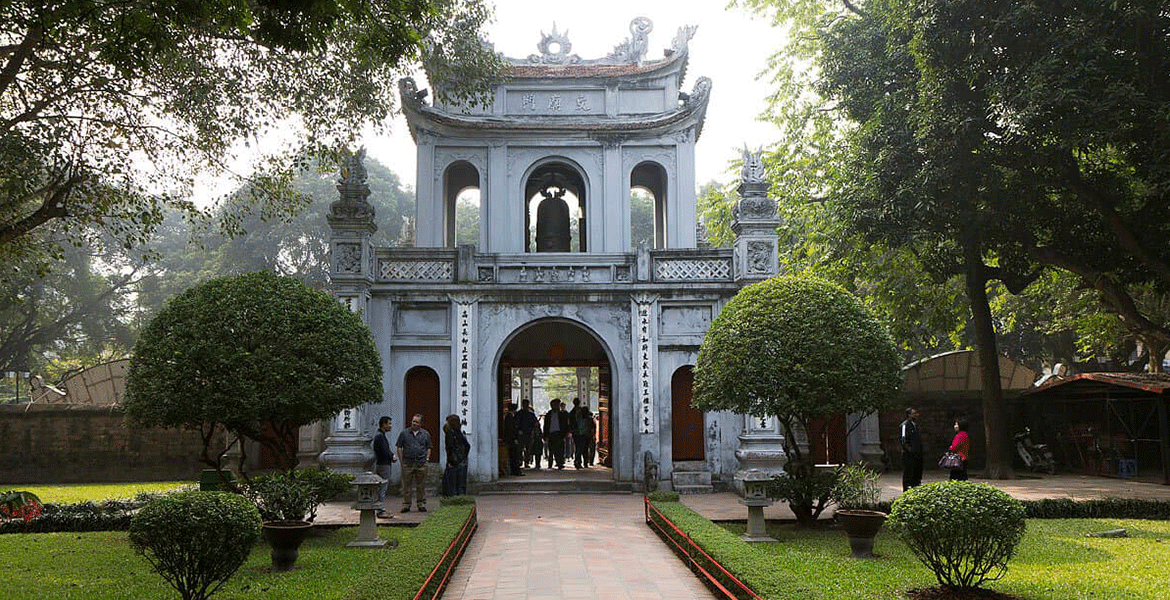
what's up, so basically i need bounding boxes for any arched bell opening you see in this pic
[443,161,481,247]
[524,162,587,252]
[630,161,668,250]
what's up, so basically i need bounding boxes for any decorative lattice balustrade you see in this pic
[652,256,733,281]
[372,248,734,285]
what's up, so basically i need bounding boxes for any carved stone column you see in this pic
[320,148,378,474]
[518,368,535,407]
[733,414,788,498]
[576,367,593,408]
[731,148,782,286]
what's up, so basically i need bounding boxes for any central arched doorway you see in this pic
[496,319,614,478]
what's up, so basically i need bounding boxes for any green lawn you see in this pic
[656,500,1170,600]
[0,503,473,600]
[12,481,191,503]
[721,518,1170,599]
[0,527,398,600]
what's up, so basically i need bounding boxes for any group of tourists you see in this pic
[371,412,471,519]
[900,406,971,491]
[369,396,600,516]
[505,397,598,474]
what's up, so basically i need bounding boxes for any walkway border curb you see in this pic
[414,504,478,600]
[645,496,763,600]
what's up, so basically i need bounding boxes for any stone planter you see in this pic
[262,520,313,571]
[835,509,886,558]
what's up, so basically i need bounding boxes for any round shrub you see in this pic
[693,274,901,525]
[129,491,262,600]
[124,271,382,471]
[888,481,1026,589]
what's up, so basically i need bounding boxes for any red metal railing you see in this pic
[644,496,764,600]
[413,504,479,600]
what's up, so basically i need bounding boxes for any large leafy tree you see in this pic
[0,0,502,269]
[124,271,382,473]
[0,232,141,378]
[694,275,901,525]
[744,0,1170,477]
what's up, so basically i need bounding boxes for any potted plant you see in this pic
[245,471,318,571]
[832,463,886,558]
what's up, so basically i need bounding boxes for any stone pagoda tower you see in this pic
[321,18,787,491]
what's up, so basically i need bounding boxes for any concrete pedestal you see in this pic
[739,498,777,543]
[347,509,386,548]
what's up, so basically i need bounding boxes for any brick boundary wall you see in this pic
[0,404,222,484]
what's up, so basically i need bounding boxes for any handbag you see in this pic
[938,451,963,470]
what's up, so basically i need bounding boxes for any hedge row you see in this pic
[344,500,477,600]
[647,499,777,600]
[850,497,1170,520]
[0,493,167,534]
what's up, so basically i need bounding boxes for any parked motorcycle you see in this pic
[1015,427,1056,474]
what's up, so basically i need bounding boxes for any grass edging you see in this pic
[344,500,477,600]
[645,496,768,600]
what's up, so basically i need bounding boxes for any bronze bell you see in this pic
[535,188,571,252]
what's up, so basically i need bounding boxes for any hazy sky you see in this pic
[364,1,782,189]
[191,3,782,205]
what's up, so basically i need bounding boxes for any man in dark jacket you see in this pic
[516,399,540,468]
[502,401,523,476]
[543,398,571,470]
[901,407,923,491]
[373,416,396,518]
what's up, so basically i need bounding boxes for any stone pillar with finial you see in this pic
[320,148,380,475]
[729,146,787,517]
[731,146,781,286]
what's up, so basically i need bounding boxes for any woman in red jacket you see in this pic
[949,418,970,481]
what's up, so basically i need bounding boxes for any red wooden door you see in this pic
[405,366,441,463]
[671,366,705,460]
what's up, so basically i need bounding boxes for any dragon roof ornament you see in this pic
[510,17,695,67]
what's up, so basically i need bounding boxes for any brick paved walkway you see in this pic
[441,494,714,600]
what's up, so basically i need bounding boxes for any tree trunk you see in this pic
[962,238,1016,479]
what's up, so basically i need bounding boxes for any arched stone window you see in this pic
[630,161,668,249]
[524,161,587,252]
[443,162,480,248]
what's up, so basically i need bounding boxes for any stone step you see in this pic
[673,460,708,471]
[674,484,714,495]
[670,470,712,487]
[474,477,635,495]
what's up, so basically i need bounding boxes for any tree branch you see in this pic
[0,22,43,99]
[0,170,85,247]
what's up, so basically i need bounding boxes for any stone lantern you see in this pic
[347,471,387,548]
[736,469,777,543]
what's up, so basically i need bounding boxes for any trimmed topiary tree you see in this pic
[129,491,262,600]
[888,481,1027,590]
[693,274,902,526]
[124,271,382,474]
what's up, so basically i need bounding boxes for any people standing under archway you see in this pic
[574,406,596,469]
[502,401,523,476]
[543,398,570,470]
[517,399,540,468]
